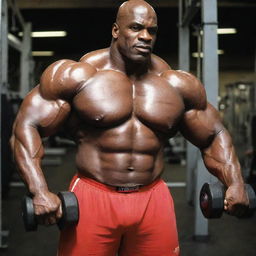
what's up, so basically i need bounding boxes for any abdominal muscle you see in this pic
[74,119,165,187]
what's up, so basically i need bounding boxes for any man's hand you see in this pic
[224,183,249,217]
[33,191,62,226]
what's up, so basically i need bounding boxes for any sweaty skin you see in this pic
[11,0,248,226]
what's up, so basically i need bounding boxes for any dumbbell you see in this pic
[200,182,256,218]
[21,191,79,231]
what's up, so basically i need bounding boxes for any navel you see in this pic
[127,166,134,171]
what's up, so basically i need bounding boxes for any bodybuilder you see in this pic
[11,0,248,255]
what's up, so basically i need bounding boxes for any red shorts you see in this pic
[58,175,180,256]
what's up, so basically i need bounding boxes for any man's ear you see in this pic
[112,23,119,39]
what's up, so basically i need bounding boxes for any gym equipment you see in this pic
[200,182,256,218]
[21,191,79,231]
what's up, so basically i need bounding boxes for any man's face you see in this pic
[113,5,158,62]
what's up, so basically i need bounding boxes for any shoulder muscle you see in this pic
[40,59,96,100]
[161,70,207,110]
[79,48,109,70]
[151,54,171,74]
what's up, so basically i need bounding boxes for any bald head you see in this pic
[111,0,158,63]
[116,0,157,25]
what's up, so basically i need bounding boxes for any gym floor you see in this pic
[2,147,256,256]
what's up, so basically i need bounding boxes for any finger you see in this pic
[34,205,46,216]
[56,204,63,219]
[48,215,57,225]
[44,215,55,226]
[224,199,228,210]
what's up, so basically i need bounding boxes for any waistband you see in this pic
[74,174,162,193]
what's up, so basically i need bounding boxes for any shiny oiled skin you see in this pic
[73,57,186,186]
[15,52,188,187]
[11,0,248,225]
[12,50,242,187]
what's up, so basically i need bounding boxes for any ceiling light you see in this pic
[19,31,67,38]
[198,28,237,36]
[217,28,237,34]
[32,51,54,56]
[192,49,224,58]
[238,84,247,90]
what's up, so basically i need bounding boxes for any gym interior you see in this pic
[1,0,256,255]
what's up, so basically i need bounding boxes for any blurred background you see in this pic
[1,0,256,255]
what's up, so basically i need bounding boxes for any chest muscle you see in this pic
[72,70,185,132]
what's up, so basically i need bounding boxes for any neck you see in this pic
[109,42,151,77]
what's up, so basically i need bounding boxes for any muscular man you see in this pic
[11,1,248,255]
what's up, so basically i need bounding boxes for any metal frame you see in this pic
[20,22,32,98]
[0,0,32,248]
[7,0,33,99]
[178,0,190,72]
[179,0,198,211]
[0,0,9,249]
[178,0,219,239]
[1,0,8,94]
[0,0,3,248]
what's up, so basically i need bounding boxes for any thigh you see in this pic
[57,177,122,256]
[58,226,121,256]
[119,181,180,256]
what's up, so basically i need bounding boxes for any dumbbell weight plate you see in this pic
[22,191,79,231]
[57,191,79,230]
[200,183,224,218]
[21,195,37,231]
[241,184,256,218]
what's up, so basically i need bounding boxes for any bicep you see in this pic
[179,103,224,149]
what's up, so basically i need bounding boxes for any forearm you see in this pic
[11,125,49,195]
[11,124,63,226]
[201,129,244,187]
